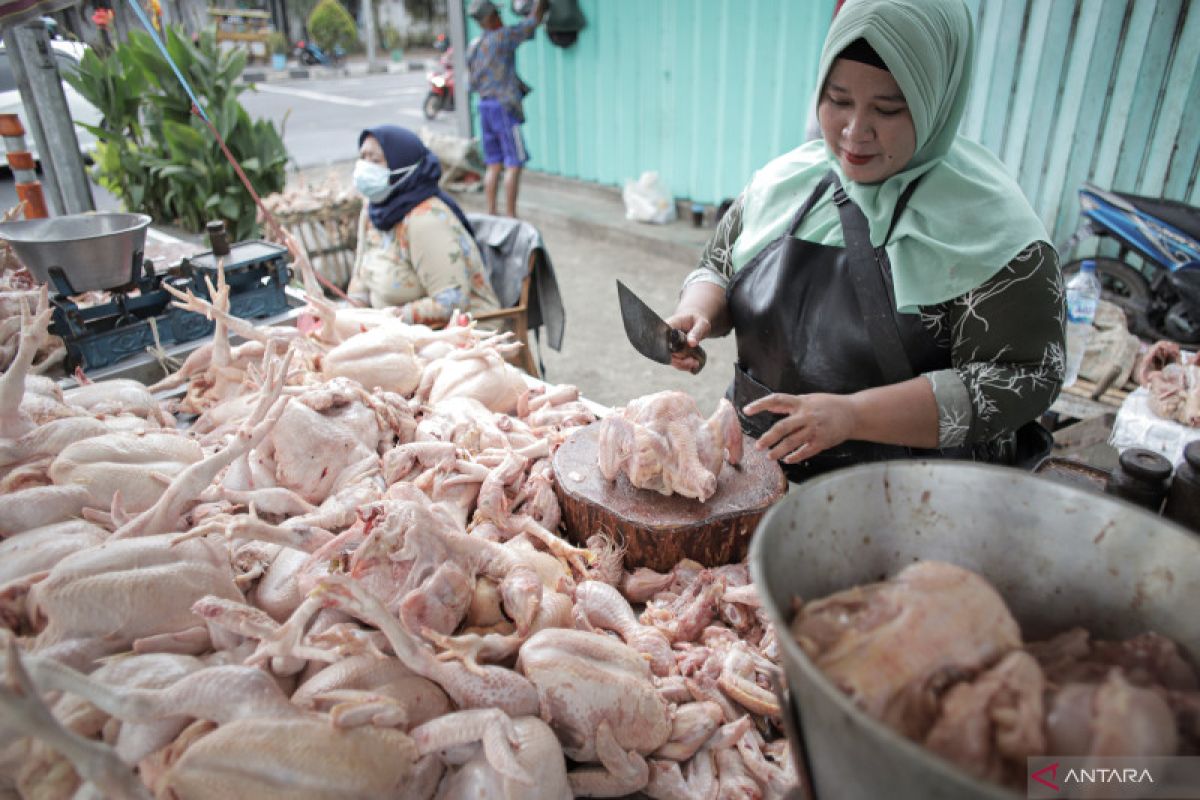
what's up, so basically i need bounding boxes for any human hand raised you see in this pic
[742,392,857,463]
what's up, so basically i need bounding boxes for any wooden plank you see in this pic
[1015,0,1076,194]
[210,7,271,17]
[1117,0,1184,195]
[1038,0,1101,225]
[1090,0,1156,192]
[1051,0,1132,248]
[215,31,269,43]
[981,0,1029,157]
[963,0,1001,143]
[1002,0,1053,174]
[1163,65,1200,202]
[1140,2,1199,195]
[1050,391,1118,421]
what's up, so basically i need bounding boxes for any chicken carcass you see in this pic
[516,628,673,796]
[789,561,1022,739]
[63,380,174,428]
[160,717,421,800]
[923,650,1046,787]
[597,391,742,502]
[28,534,242,667]
[48,432,203,513]
[321,322,423,396]
[1046,670,1179,758]
[419,339,529,415]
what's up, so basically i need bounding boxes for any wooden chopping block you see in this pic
[552,421,787,571]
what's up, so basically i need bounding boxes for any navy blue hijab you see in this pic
[359,125,475,237]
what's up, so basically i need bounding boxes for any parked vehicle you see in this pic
[292,39,344,67]
[0,39,99,164]
[1062,183,1200,344]
[423,48,455,119]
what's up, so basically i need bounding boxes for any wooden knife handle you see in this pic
[669,328,707,374]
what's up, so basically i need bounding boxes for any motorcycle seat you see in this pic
[1113,191,1200,244]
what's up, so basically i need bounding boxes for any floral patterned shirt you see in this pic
[684,194,1066,453]
[466,17,537,120]
[349,197,500,325]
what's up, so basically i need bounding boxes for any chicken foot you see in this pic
[0,637,150,800]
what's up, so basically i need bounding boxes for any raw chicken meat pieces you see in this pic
[0,248,796,799]
[791,561,1200,791]
[597,391,742,502]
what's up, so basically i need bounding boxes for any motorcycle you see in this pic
[293,39,344,67]
[423,48,455,119]
[1062,182,1200,343]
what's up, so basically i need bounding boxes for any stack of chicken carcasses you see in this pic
[0,248,794,799]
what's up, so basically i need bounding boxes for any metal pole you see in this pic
[363,0,377,72]
[4,29,62,214]
[446,0,472,140]
[7,22,94,215]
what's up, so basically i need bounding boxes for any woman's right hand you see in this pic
[664,311,711,373]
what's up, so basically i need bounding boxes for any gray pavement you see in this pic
[296,159,735,411]
[239,66,455,171]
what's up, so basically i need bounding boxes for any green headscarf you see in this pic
[730,0,1050,312]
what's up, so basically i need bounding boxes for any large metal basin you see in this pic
[0,212,151,293]
[750,460,1200,800]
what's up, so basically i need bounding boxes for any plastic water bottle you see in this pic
[1063,259,1101,387]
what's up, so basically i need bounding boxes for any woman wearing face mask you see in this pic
[347,125,500,322]
[667,0,1064,483]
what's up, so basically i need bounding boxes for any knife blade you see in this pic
[616,280,707,374]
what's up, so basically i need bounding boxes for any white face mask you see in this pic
[353,159,419,203]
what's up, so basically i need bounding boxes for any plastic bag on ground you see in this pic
[623,171,677,225]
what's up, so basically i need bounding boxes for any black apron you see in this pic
[727,171,976,483]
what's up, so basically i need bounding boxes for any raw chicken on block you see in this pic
[597,391,742,502]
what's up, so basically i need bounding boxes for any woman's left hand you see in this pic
[742,392,857,463]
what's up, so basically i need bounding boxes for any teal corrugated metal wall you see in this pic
[469,0,1199,253]
[468,0,836,208]
[963,0,1200,256]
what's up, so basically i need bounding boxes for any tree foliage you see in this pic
[307,0,358,52]
[65,27,289,241]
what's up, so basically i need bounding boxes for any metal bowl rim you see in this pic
[748,459,1199,800]
[0,212,152,244]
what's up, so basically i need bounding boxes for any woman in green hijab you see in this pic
[668,0,1064,483]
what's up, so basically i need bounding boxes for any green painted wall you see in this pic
[468,0,837,208]
[468,0,1199,254]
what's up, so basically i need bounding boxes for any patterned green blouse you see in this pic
[684,195,1067,453]
[349,196,500,325]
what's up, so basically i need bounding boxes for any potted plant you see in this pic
[267,31,289,70]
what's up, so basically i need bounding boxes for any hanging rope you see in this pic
[124,0,362,306]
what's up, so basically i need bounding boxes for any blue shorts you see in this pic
[478,98,528,168]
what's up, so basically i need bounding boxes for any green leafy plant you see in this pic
[64,27,288,241]
[307,0,357,53]
[267,31,290,55]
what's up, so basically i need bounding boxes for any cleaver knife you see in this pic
[616,280,707,374]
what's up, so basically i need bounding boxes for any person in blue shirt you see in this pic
[466,0,547,218]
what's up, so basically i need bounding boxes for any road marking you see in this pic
[254,84,377,107]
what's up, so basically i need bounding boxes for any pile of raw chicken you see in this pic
[1138,340,1200,426]
[792,561,1200,791]
[0,228,64,375]
[0,238,795,799]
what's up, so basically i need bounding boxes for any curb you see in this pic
[243,59,429,84]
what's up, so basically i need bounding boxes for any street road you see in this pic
[240,67,456,170]
[0,66,455,213]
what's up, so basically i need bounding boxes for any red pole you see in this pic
[0,114,49,219]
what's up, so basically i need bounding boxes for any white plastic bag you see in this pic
[622,171,677,225]
[1110,386,1200,466]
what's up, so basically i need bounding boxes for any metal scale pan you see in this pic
[0,212,152,295]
